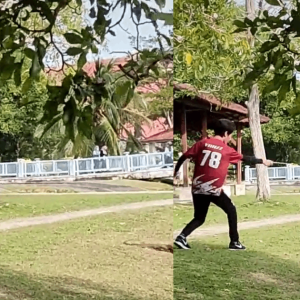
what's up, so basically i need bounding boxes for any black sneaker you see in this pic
[174,235,191,250]
[229,241,246,251]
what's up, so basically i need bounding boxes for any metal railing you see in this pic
[0,151,173,179]
[245,165,300,182]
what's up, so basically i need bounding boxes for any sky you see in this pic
[88,0,173,59]
[44,0,172,67]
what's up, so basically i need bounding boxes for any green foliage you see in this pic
[0,81,61,161]
[238,1,300,112]
[174,0,250,101]
[0,0,172,157]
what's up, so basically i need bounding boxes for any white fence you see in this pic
[245,165,300,182]
[0,151,173,179]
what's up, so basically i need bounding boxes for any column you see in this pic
[181,103,188,187]
[237,123,242,184]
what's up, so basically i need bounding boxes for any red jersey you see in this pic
[185,137,243,196]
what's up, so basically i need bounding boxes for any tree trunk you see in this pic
[246,0,271,201]
[246,85,271,200]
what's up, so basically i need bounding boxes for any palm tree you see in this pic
[36,61,150,158]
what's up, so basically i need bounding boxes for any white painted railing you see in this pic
[245,165,300,182]
[0,151,173,178]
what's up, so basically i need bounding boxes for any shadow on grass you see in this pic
[174,242,300,300]
[0,266,146,300]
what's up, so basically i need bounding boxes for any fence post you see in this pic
[124,152,130,172]
[287,164,293,181]
[162,152,166,166]
[75,159,79,177]
[245,165,250,182]
[35,158,41,177]
[17,159,24,178]
[106,157,110,171]
[69,159,75,177]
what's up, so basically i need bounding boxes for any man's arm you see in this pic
[229,147,273,166]
[174,154,188,176]
[242,156,263,164]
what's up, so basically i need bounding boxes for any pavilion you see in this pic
[174,83,270,188]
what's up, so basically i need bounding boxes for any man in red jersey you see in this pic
[174,119,273,251]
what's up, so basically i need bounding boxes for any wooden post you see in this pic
[181,104,188,187]
[201,111,208,138]
[237,123,242,184]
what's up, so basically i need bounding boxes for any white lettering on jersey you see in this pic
[205,143,223,151]
[200,150,222,169]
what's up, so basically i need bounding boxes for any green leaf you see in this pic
[152,13,173,25]
[39,2,55,24]
[250,27,257,36]
[244,18,253,26]
[244,70,261,85]
[260,26,271,32]
[141,2,151,17]
[278,79,291,104]
[89,7,96,18]
[160,33,171,46]
[22,10,30,21]
[115,81,134,107]
[91,44,98,54]
[78,52,87,69]
[233,20,247,28]
[37,42,46,68]
[38,114,63,139]
[292,75,297,95]
[274,57,283,70]
[22,77,32,93]
[13,62,22,86]
[263,74,287,94]
[76,0,82,6]
[260,40,279,53]
[30,53,41,78]
[265,0,281,6]
[108,30,116,36]
[67,47,83,56]
[233,27,247,33]
[155,0,165,9]
[24,48,35,59]
[64,33,83,44]
[133,5,142,22]
[290,94,300,116]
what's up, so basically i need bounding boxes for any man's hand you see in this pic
[263,159,274,167]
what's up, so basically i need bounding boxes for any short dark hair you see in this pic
[214,119,236,136]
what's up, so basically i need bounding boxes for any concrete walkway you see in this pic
[0,190,172,196]
[173,213,300,238]
[0,199,173,231]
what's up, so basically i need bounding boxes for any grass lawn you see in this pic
[0,193,172,221]
[0,206,173,300]
[174,222,300,300]
[174,195,300,230]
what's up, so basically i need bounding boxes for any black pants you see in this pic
[180,192,239,242]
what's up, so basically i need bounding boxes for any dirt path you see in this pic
[0,191,172,196]
[173,214,300,239]
[0,199,173,232]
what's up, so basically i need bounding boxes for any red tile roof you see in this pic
[142,128,173,143]
[46,56,169,94]
[121,117,170,140]
[174,83,270,124]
